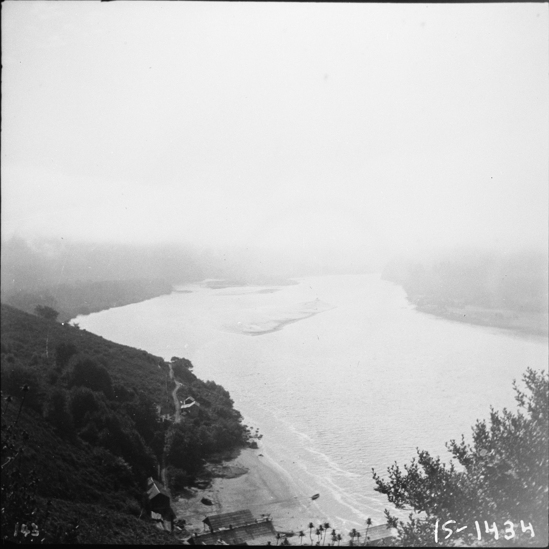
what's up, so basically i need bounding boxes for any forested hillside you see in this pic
[382,250,548,335]
[2,278,173,323]
[1,304,248,543]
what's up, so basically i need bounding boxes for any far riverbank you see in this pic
[413,300,548,339]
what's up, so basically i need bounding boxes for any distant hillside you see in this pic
[0,236,205,322]
[0,237,207,289]
[2,278,173,323]
[0,236,305,322]
[1,304,249,543]
[382,250,548,336]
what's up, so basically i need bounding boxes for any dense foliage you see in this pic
[372,368,548,547]
[383,251,548,313]
[1,304,248,543]
[34,305,59,321]
[163,357,248,491]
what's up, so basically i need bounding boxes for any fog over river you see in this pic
[75,274,548,528]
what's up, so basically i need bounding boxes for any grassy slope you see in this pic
[1,303,171,410]
[1,304,177,542]
[1,304,247,544]
[2,406,178,545]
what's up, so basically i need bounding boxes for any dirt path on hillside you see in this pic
[160,363,183,505]
[168,363,182,423]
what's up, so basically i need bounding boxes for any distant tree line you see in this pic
[382,250,548,313]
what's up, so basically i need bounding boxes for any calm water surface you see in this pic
[76,274,548,529]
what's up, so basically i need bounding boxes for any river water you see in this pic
[75,274,548,529]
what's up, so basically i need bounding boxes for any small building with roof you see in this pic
[186,510,277,545]
[203,510,255,533]
[147,477,171,512]
[181,396,196,408]
[180,396,198,416]
[190,513,276,545]
[146,477,175,532]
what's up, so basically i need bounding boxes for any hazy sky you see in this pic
[2,3,548,263]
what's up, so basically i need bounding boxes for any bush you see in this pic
[165,423,204,474]
[166,465,190,495]
[69,357,114,399]
[70,387,99,428]
[55,342,78,370]
[35,305,59,321]
[1,363,45,415]
[45,388,74,436]
[171,357,195,383]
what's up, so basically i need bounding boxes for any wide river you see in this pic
[75,274,548,529]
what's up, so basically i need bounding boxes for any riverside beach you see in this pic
[173,446,318,538]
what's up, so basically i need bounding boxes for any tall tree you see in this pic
[372,368,548,547]
[34,305,59,321]
[323,522,330,545]
[55,342,78,370]
[349,528,357,546]
[364,518,372,546]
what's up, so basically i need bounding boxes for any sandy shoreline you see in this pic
[173,447,314,538]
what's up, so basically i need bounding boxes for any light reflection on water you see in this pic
[76,274,548,528]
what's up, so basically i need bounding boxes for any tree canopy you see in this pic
[372,368,548,547]
[34,305,59,321]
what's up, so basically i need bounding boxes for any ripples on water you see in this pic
[76,274,548,528]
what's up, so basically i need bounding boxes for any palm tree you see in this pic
[330,530,337,546]
[356,531,361,545]
[308,522,315,544]
[316,528,322,544]
[364,518,372,546]
[336,533,342,546]
[298,530,305,545]
[323,522,330,545]
[349,528,358,546]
